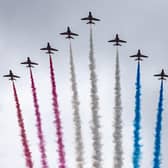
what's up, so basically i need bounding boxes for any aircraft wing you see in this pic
[13,75,20,78]
[21,61,28,65]
[3,74,20,78]
[154,74,161,77]
[141,55,148,58]
[50,48,58,51]
[81,17,89,20]
[71,32,79,36]
[21,61,38,66]
[108,40,116,42]
[130,55,137,57]
[119,40,127,43]
[60,32,68,35]
[40,48,47,50]
[92,17,100,21]
[154,71,168,78]
[3,74,10,77]
[31,62,38,65]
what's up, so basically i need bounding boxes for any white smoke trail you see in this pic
[89,25,102,168]
[113,47,123,168]
[69,41,84,168]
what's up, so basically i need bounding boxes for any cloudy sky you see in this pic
[1,0,168,167]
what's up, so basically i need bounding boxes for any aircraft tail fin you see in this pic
[87,21,95,24]
[159,77,166,80]
[46,51,54,54]
[26,65,34,68]
[113,43,121,46]
[135,58,143,61]
[9,78,16,81]
[66,36,74,39]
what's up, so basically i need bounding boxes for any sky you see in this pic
[1,0,168,167]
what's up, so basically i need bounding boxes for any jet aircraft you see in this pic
[3,70,20,80]
[130,49,148,61]
[21,57,38,68]
[154,69,168,80]
[60,26,79,39]
[40,42,58,54]
[81,11,100,24]
[108,34,127,46]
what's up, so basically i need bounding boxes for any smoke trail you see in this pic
[49,55,66,168]
[89,25,102,168]
[12,82,33,168]
[113,47,123,168]
[69,41,84,168]
[133,62,141,168]
[29,68,49,168]
[153,80,164,168]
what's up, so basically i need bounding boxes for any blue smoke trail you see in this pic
[153,80,164,168]
[133,62,141,168]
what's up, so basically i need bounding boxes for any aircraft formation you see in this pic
[3,11,168,81]
[4,11,167,81]
[4,10,168,81]
[2,11,168,168]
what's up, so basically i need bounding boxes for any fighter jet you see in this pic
[81,11,100,24]
[21,57,38,68]
[40,42,58,54]
[130,49,148,62]
[3,70,20,81]
[154,69,168,80]
[60,26,79,39]
[108,34,127,46]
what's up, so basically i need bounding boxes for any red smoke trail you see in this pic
[12,81,33,168]
[49,55,66,168]
[30,68,49,168]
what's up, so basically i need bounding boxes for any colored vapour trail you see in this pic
[69,41,84,168]
[12,81,33,168]
[153,80,164,168]
[113,47,123,168]
[49,55,66,168]
[133,62,142,168]
[29,68,49,168]
[89,25,102,168]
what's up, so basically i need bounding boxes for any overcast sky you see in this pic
[1,0,168,167]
